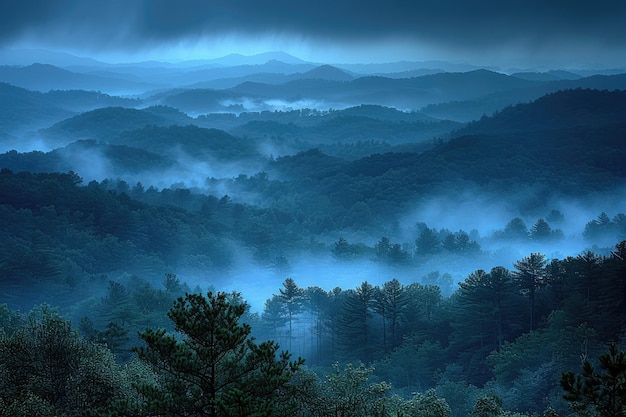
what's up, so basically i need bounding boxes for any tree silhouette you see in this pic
[373,278,406,352]
[561,344,626,417]
[502,217,528,240]
[277,278,304,352]
[415,226,441,256]
[134,291,303,417]
[513,253,548,331]
[0,306,128,416]
[338,281,376,362]
[529,219,552,241]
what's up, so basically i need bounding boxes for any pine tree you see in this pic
[303,286,330,365]
[502,217,529,240]
[452,267,521,355]
[373,278,407,352]
[277,278,304,352]
[561,344,626,417]
[530,219,553,241]
[134,291,303,417]
[415,227,441,256]
[337,281,376,363]
[513,253,548,331]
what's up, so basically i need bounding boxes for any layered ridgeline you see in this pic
[1,80,626,416]
[3,61,626,119]
[1,88,625,305]
[2,88,624,213]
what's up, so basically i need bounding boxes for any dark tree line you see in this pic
[1,267,625,416]
[253,242,626,413]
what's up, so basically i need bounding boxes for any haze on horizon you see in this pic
[1,0,626,69]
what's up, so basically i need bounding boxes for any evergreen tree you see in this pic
[261,296,289,346]
[99,280,136,328]
[134,291,304,417]
[332,237,353,259]
[0,305,129,416]
[454,267,519,352]
[322,287,346,363]
[596,241,626,337]
[303,286,330,365]
[415,227,441,256]
[583,212,614,241]
[574,251,603,307]
[561,344,626,417]
[405,283,442,324]
[375,236,391,260]
[449,267,524,384]
[530,219,553,241]
[277,278,304,352]
[513,253,548,331]
[502,217,529,240]
[388,243,410,263]
[373,278,407,352]
[337,281,377,362]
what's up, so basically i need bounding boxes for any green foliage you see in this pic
[134,291,304,417]
[434,366,483,417]
[3,90,626,417]
[448,267,524,384]
[337,281,379,362]
[472,396,504,417]
[277,278,305,351]
[488,311,599,413]
[0,305,131,417]
[561,344,626,417]
[405,390,452,417]
[500,217,529,240]
[0,303,23,335]
[513,253,548,331]
[317,362,391,417]
[376,338,446,392]
[374,278,408,351]
[415,226,441,256]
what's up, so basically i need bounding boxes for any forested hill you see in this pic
[42,106,190,143]
[2,89,625,224]
[458,88,626,134]
[2,88,625,304]
[2,87,626,417]
[268,89,626,211]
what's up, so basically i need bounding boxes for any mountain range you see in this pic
[4,57,626,124]
[2,88,624,203]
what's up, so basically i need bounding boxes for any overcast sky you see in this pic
[2,0,626,68]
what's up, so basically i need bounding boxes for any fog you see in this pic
[219,97,340,114]
[402,186,626,242]
[3,7,626,417]
[178,184,626,313]
[3,111,624,316]
[1,48,626,344]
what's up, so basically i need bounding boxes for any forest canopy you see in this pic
[1,65,626,417]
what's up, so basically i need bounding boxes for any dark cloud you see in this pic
[2,0,626,64]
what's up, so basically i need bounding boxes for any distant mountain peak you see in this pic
[209,51,307,66]
[300,64,354,81]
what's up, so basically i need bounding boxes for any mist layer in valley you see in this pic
[1,55,625,312]
[4,2,626,413]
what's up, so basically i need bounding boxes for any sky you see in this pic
[1,0,626,68]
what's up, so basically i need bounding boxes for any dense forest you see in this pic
[1,244,625,416]
[1,60,626,417]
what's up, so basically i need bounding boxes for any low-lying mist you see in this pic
[179,186,625,312]
[217,97,342,114]
[22,144,620,314]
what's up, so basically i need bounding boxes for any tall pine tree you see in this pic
[134,291,303,417]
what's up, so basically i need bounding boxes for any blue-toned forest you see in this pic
[1,59,626,417]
